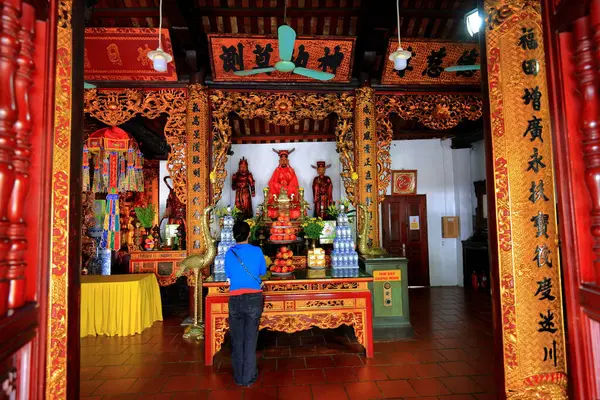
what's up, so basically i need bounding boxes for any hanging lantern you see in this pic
[82,126,144,250]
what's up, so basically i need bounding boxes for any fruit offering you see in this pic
[269,246,296,274]
[269,212,298,242]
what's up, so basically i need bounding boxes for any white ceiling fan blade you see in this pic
[444,65,481,72]
[292,67,335,81]
[233,67,277,76]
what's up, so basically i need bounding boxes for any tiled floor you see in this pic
[80,287,498,399]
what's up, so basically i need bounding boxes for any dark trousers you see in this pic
[228,292,263,386]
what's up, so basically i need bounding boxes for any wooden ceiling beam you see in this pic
[92,7,159,18]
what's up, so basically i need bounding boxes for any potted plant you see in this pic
[326,199,356,223]
[215,206,241,228]
[301,217,325,249]
[244,218,259,241]
[134,205,156,250]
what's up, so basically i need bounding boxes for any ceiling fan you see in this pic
[233,24,335,81]
[444,65,481,72]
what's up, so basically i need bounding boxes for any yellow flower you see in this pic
[209,170,217,183]
[264,255,272,266]
[351,172,359,181]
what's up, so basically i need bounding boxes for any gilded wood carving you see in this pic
[375,94,483,199]
[83,88,188,204]
[208,90,357,204]
[484,0,567,398]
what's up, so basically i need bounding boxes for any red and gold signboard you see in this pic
[381,39,480,85]
[84,28,178,81]
[392,170,417,195]
[208,34,355,83]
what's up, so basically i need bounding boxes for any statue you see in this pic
[179,205,217,340]
[357,204,388,256]
[267,148,301,219]
[231,157,256,220]
[311,161,333,219]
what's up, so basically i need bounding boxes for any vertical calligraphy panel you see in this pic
[355,87,380,248]
[484,2,567,398]
[186,84,211,255]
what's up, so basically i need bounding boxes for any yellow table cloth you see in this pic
[80,274,163,337]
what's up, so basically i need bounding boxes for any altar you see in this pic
[203,269,374,366]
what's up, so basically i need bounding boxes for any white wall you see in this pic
[470,140,486,215]
[217,142,345,213]
[386,139,473,287]
[158,161,169,220]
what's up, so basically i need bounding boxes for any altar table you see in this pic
[203,269,374,365]
[80,274,163,337]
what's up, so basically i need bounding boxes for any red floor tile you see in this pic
[164,392,208,400]
[196,373,234,390]
[277,384,313,400]
[294,368,326,385]
[387,351,420,364]
[207,388,243,400]
[411,363,450,378]
[161,375,201,392]
[412,350,447,363]
[243,386,279,400]
[311,383,349,400]
[354,366,388,381]
[262,370,295,386]
[324,367,357,383]
[92,378,137,396]
[332,354,364,367]
[123,364,163,378]
[80,366,102,381]
[439,349,471,361]
[439,395,477,399]
[385,365,418,380]
[126,377,169,394]
[80,380,104,397]
[93,365,134,380]
[277,356,307,370]
[305,355,334,368]
[440,361,478,376]
[376,379,419,398]
[439,376,485,394]
[409,378,451,396]
[344,381,382,400]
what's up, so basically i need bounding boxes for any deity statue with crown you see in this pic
[312,161,333,219]
[267,148,301,220]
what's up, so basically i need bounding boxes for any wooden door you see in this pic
[381,195,429,286]
[544,0,600,398]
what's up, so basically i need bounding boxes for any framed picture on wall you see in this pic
[392,170,418,195]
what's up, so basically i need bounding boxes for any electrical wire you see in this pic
[158,0,163,49]
[396,0,402,48]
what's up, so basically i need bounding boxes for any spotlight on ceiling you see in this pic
[465,8,482,36]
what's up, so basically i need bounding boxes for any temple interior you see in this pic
[3,0,595,398]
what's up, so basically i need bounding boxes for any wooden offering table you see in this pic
[203,269,374,365]
[129,250,187,286]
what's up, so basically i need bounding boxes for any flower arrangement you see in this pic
[325,199,356,223]
[134,205,155,228]
[301,217,325,239]
[215,205,241,219]
[245,218,259,240]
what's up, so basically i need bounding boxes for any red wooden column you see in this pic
[0,0,22,317]
[8,3,35,311]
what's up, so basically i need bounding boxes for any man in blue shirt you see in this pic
[224,221,267,387]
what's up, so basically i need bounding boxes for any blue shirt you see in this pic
[224,244,267,292]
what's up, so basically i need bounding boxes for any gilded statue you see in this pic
[311,161,333,219]
[231,157,256,220]
[357,204,387,256]
[181,205,217,273]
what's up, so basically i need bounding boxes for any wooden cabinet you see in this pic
[129,251,187,286]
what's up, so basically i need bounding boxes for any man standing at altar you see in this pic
[267,148,300,219]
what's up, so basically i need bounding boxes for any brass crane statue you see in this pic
[179,205,216,340]
[357,204,388,256]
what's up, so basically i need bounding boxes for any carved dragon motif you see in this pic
[357,204,387,256]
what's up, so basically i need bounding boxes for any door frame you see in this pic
[381,194,430,287]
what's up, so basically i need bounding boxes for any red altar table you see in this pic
[203,269,374,365]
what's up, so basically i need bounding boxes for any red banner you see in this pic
[208,34,355,83]
[84,28,178,81]
[381,38,480,86]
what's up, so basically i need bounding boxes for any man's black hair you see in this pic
[233,220,251,243]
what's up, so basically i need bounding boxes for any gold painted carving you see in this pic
[375,94,483,199]
[137,44,151,66]
[106,43,122,65]
[484,2,567,398]
[212,311,365,355]
[208,90,357,204]
[186,85,211,253]
[355,87,381,247]
[296,299,353,309]
[47,0,73,397]
[83,88,188,203]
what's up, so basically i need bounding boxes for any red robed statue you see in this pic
[268,148,301,219]
[231,157,256,220]
[312,161,333,219]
